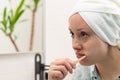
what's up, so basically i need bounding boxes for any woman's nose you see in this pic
[72,38,83,51]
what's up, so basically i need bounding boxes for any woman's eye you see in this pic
[70,31,74,38]
[80,32,88,38]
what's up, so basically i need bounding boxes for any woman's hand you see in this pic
[48,58,76,80]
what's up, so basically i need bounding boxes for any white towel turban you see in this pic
[69,0,120,47]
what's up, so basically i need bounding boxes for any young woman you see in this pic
[48,0,120,80]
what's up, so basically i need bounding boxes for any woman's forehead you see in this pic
[69,14,91,31]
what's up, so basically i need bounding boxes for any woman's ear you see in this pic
[116,39,120,50]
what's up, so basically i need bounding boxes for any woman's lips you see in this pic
[74,53,86,64]
[76,53,85,59]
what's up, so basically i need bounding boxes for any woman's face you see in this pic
[69,13,109,66]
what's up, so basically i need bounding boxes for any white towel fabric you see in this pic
[69,0,120,47]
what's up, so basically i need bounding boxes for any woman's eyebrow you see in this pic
[69,25,87,31]
[77,28,84,32]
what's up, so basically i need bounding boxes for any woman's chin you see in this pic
[79,61,93,66]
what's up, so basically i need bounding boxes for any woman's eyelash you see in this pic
[81,32,87,36]
[69,30,88,39]
[69,31,74,37]
[79,31,88,38]
[70,31,73,35]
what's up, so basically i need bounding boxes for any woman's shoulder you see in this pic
[71,63,96,80]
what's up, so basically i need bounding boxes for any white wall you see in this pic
[45,0,78,65]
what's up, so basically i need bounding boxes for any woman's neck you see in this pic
[96,47,120,80]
